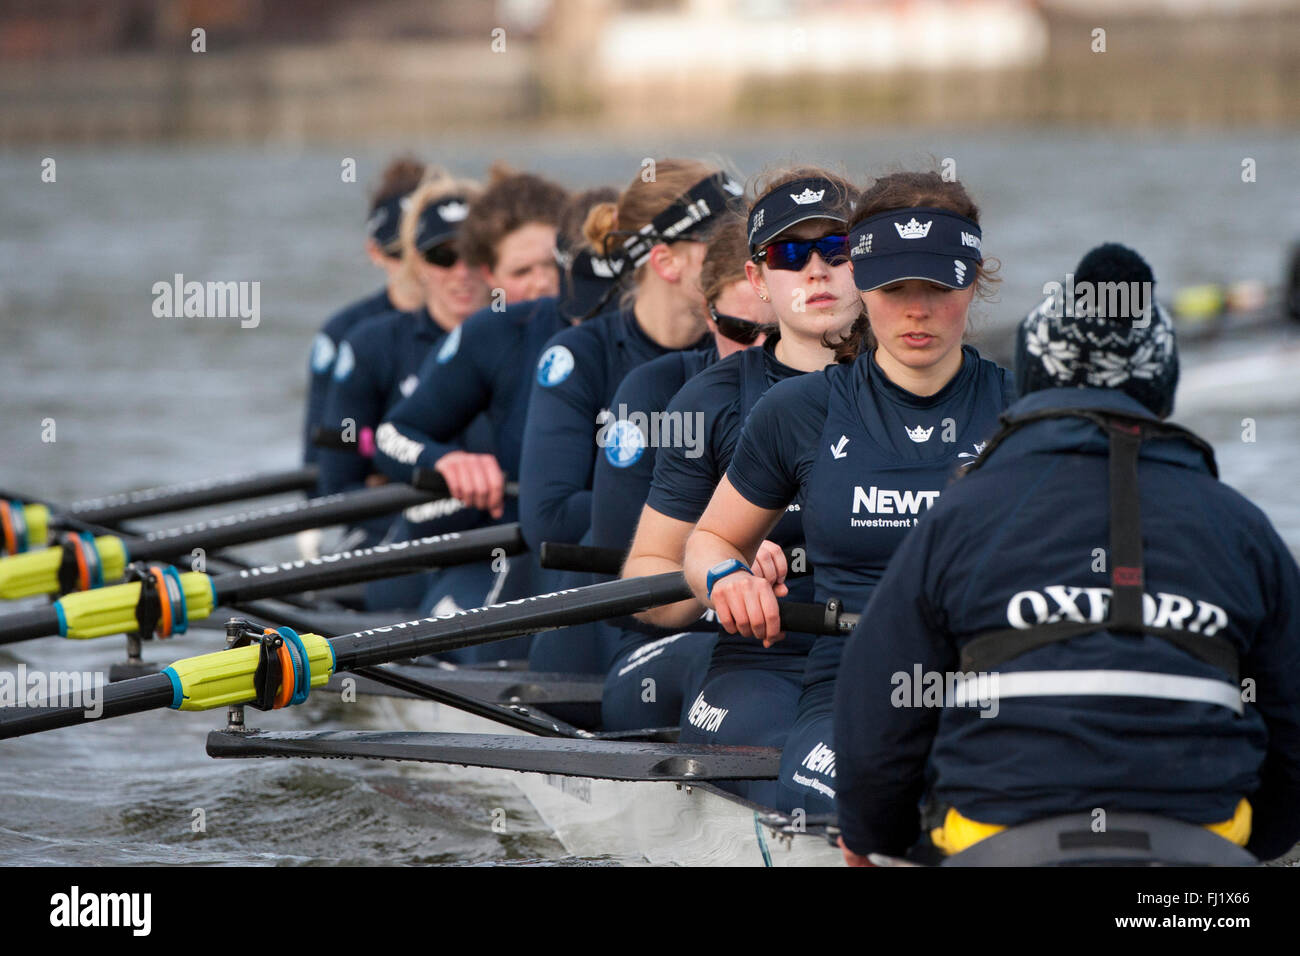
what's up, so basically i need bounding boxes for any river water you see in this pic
[1,128,1298,865]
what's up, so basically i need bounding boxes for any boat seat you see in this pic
[941,811,1258,867]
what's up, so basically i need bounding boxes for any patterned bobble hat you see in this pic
[1015,243,1179,418]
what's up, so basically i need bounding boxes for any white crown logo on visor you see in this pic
[895,218,932,239]
[791,188,826,205]
[437,201,469,222]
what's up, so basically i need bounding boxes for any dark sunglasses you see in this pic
[422,243,460,268]
[709,304,778,345]
[755,235,849,271]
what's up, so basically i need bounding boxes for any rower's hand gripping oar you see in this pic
[0,573,855,740]
[0,478,474,601]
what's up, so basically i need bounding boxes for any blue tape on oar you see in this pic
[276,626,311,706]
[162,666,183,709]
[160,565,188,635]
[5,501,29,554]
[79,532,104,589]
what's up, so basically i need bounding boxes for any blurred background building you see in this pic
[1,0,1297,142]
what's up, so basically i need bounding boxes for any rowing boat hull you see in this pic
[370,695,842,866]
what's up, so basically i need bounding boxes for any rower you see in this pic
[684,171,1015,816]
[520,160,742,675]
[361,166,569,617]
[833,242,1300,867]
[316,169,488,555]
[614,169,862,778]
[367,187,621,661]
[594,212,777,730]
[301,155,426,492]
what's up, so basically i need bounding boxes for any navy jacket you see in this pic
[518,308,711,551]
[303,286,396,475]
[833,387,1300,860]
[373,297,568,524]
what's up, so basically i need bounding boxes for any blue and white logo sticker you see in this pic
[604,419,645,468]
[537,345,575,387]
[333,341,356,381]
[310,333,337,374]
[436,325,462,364]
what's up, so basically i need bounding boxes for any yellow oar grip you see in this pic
[58,571,216,640]
[0,535,127,599]
[22,504,50,550]
[163,633,334,711]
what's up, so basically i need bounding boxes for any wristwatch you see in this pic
[706,558,751,599]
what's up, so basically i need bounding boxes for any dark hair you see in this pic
[370,155,426,210]
[560,186,618,248]
[458,162,569,270]
[830,170,999,363]
[698,214,751,305]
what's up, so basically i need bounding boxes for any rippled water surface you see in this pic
[1,129,1297,865]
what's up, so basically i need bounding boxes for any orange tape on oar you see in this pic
[244,626,314,711]
[57,533,105,594]
[0,501,22,555]
[127,563,190,639]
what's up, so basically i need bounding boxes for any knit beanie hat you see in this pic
[1015,242,1179,418]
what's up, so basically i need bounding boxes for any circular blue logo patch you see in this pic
[537,345,575,387]
[332,341,356,381]
[436,325,462,364]
[310,333,336,374]
[604,419,646,468]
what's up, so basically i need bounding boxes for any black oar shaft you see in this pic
[65,467,320,525]
[0,606,62,646]
[211,524,525,605]
[331,573,693,669]
[128,483,446,561]
[0,673,175,738]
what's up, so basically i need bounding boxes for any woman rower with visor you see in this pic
[684,171,1016,815]
[617,168,860,797]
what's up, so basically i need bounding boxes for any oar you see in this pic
[0,573,856,739]
[0,523,525,646]
[539,541,813,578]
[0,476,503,600]
[0,468,321,556]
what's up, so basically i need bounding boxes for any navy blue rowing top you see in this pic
[727,345,1015,683]
[303,286,396,475]
[589,345,718,556]
[518,307,712,551]
[649,335,817,655]
[373,297,569,523]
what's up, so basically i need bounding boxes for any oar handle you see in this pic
[411,467,520,499]
[539,542,625,575]
[539,542,812,578]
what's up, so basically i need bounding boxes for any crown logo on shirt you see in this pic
[895,218,932,239]
[852,233,872,256]
[438,200,469,222]
[905,424,934,443]
[791,188,826,205]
